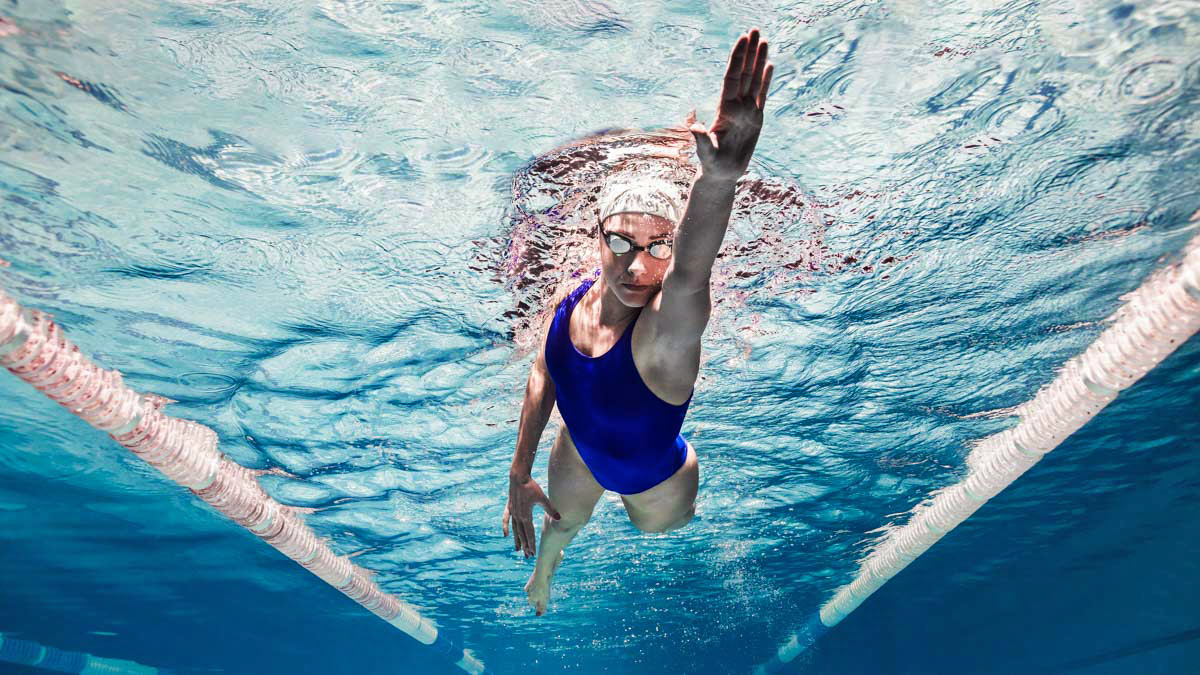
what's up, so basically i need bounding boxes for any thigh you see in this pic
[547,426,607,520]
[621,440,698,528]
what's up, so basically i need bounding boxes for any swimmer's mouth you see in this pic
[621,283,651,291]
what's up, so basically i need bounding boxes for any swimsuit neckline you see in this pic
[556,276,695,410]
[566,277,637,361]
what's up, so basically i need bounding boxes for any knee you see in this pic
[664,506,695,532]
[635,506,695,534]
[547,511,590,535]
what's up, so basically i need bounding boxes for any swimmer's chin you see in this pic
[615,283,658,306]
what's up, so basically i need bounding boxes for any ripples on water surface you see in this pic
[0,1,1198,674]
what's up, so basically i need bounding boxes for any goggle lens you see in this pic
[605,233,672,260]
[648,243,672,259]
[606,234,631,254]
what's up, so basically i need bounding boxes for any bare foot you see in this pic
[524,550,564,616]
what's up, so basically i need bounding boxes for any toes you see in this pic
[528,594,546,616]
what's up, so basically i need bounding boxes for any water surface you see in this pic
[1,1,1198,673]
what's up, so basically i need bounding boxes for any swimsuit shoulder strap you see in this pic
[558,276,595,315]
[548,276,596,352]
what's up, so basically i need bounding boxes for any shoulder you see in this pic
[537,276,588,360]
[631,289,703,400]
[543,276,586,327]
[639,281,709,353]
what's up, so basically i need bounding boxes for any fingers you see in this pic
[511,513,529,557]
[722,34,748,101]
[747,40,768,102]
[740,30,760,98]
[724,28,770,105]
[505,504,526,553]
[541,496,562,521]
[519,518,536,557]
[504,482,554,557]
[757,63,774,112]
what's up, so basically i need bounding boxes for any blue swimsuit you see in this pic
[544,277,693,494]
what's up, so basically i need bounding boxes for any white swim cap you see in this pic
[597,176,684,226]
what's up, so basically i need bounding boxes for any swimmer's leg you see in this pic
[526,428,605,616]
[621,441,699,533]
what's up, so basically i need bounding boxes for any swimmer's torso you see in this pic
[544,278,694,494]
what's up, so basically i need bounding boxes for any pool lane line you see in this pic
[0,287,489,675]
[0,632,173,674]
[1037,625,1200,674]
[755,236,1200,674]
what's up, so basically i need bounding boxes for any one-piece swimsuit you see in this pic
[544,277,692,494]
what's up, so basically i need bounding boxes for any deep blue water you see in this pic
[1,1,1198,674]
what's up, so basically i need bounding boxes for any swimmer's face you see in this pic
[597,212,675,308]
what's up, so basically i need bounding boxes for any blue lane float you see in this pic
[754,613,829,674]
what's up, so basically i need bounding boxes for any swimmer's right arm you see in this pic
[509,335,555,483]
[502,314,561,558]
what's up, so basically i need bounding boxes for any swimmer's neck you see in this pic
[589,277,642,327]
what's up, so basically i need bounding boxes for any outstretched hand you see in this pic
[503,474,561,558]
[688,28,775,182]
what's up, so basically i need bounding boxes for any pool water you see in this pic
[1,1,1198,674]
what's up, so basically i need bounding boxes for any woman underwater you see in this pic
[502,28,775,616]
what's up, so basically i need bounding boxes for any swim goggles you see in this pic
[597,217,673,259]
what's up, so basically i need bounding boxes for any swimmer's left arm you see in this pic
[658,28,773,338]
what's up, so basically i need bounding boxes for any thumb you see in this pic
[541,496,562,521]
[689,123,716,160]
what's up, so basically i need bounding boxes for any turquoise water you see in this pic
[1,1,1198,673]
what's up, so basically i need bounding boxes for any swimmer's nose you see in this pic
[625,266,658,287]
[626,250,652,276]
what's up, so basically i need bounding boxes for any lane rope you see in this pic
[0,287,488,675]
[755,235,1200,673]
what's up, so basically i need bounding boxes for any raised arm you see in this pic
[665,28,773,296]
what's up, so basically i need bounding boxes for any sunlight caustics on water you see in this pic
[1,1,1199,674]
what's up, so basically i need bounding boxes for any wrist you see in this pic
[694,169,740,190]
[509,468,531,483]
